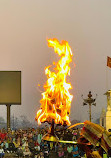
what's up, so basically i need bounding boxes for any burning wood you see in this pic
[36,38,73,126]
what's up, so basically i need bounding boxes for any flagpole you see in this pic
[109,67,111,89]
[106,66,108,91]
[107,56,111,90]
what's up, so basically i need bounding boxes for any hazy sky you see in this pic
[0,0,111,124]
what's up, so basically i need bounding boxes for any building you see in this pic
[100,108,106,128]
[104,89,111,131]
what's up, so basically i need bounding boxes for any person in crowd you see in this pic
[0,131,7,141]
[0,146,4,158]
[0,140,8,153]
[34,140,40,155]
[43,141,49,158]
[28,138,36,156]
[72,144,79,158]
[8,139,16,153]
[33,133,38,142]
[23,130,27,138]
[11,130,16,141]
[13,139,20,152]
[55,142,59,153]
[49,142,53,151]
[36,150,44,158]
[38,131,42,145]
[17,135,21,146]
[67,144,73,158]
[23,146,31,157]
[4,140,9,153]
[28,131,33,139]
[0,142,4,149]
[34,140,39,147]
[63,144,67,156]
[16,145,23,158]
[76,128,80,140]
[7,128,12,138]
[58,144,64,158]
[22,139,28,151]
[40,139,44,151]
[72,130,77,141]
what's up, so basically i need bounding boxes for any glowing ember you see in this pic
[36,38,73,126]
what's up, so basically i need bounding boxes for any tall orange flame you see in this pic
[36,39,73,126]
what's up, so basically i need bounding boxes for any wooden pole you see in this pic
[6,104,11,130]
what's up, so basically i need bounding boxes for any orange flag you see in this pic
[107,56,111,68]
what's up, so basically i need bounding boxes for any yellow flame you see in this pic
[36,38,73,126]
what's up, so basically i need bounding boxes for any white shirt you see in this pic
[0,149,4,153]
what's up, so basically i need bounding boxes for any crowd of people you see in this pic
[0,127,110,158]
[0,127,83,158]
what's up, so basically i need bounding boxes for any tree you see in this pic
[20,115,32,129]
[94,118,100,124]
[0,117,6,129]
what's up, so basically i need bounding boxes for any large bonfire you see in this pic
[36,38,73,126]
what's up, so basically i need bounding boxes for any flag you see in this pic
[107,56,111,68]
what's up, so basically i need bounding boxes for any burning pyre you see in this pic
[36,39,73,126]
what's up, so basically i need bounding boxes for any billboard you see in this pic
[0,71,21,105]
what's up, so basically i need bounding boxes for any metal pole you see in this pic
[51,119,54,136]
[13,114,14,130]
[82,91,97,122]
[89,103,91,122]
[6,104,11,130]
